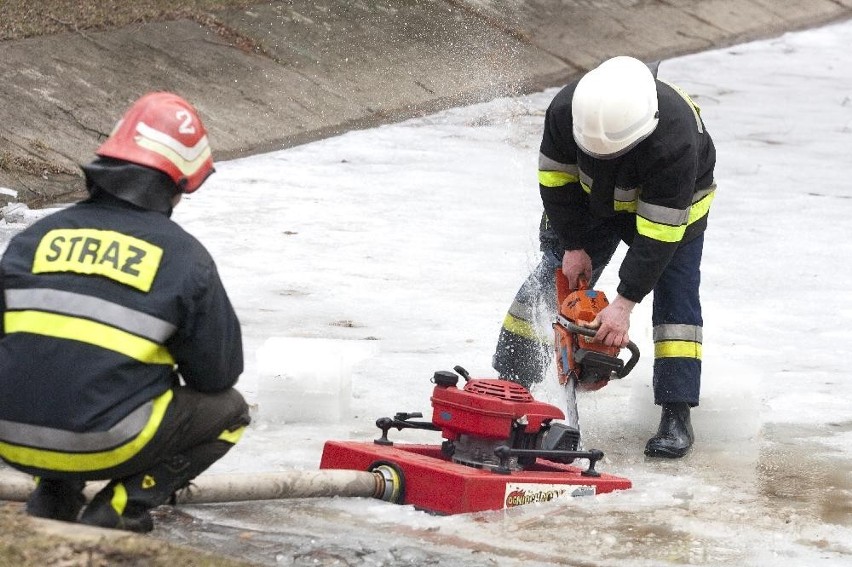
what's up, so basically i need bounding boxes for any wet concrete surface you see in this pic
[150,420,852,566]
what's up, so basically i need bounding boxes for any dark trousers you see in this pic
[24,386,250,525]
[99,386,250,482]
[650,235,704,405]
[27,386,250,483]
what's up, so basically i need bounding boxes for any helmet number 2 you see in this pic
[176,110,196,135]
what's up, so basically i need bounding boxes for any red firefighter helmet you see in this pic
[96,92,214,193]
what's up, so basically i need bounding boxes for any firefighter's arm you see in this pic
[170,259,244,392]
[538,99,597,253]
[618,137,696,302]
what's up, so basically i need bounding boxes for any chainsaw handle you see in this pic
[560,319,640,378]
[618,340,640,378]
[554,269,590,306]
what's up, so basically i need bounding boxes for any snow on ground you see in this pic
[2,17,852,567]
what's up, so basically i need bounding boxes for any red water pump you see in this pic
[320,366,631,515]
[429,367,566,471]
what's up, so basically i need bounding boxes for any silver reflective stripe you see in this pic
[579,168,593,190]
[660,80,703,133]
[693,184,715,203]
[0,400,153,451]
[614,186,638,202]
[507,299,534,321]
[4,288,176,342]
[538,153,578,174]
[653,324,703,343]
[637,200,689,226]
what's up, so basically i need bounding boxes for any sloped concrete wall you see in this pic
[0,0,850,205]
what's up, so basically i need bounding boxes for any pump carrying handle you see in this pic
[558,318,641,378]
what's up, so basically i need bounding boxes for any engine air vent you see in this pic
[463,379,533,402]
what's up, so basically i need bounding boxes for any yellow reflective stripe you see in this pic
[502,313,549,344]
[32,229,163,292]
[136,138,212,177]
[0,389,173,472]
[6,288,176,342]
[538,170,579,188]
[4,311,175,365]
[655,340,702,360]
[688,189,715,224]
[111,483,129,515]
[660,80,703,132]
[614,187,638,212]
[637,187,714,241]
[135,122,212,176]
[218,425,247,444]
[636,217,687,243]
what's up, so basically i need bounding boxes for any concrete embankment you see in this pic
[1,0,850,205]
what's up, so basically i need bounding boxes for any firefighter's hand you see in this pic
[561,249,592,290]
[590,295,636,347]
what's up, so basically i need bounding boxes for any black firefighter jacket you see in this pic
[538,78,717,303]
[0,191,243,474]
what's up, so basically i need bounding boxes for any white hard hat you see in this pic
[572,56,659,158]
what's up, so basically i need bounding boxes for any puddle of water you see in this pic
[756,421,852,526]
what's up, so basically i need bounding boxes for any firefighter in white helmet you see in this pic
[493,56,716,458]
[0,92,249,531]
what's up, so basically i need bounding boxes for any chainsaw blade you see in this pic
[563,376,580,432]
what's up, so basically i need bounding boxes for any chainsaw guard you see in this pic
[554,320,615,391]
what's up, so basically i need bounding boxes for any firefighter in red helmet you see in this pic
[0,92,249,532]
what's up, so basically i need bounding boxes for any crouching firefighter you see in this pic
[0,92,250,532]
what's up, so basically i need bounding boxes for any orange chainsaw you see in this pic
[553,270,640,391]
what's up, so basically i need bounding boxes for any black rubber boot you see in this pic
[644,402,694,458]
[26,478,86,522]
[79,483,155,533]
[79,454,192,533]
